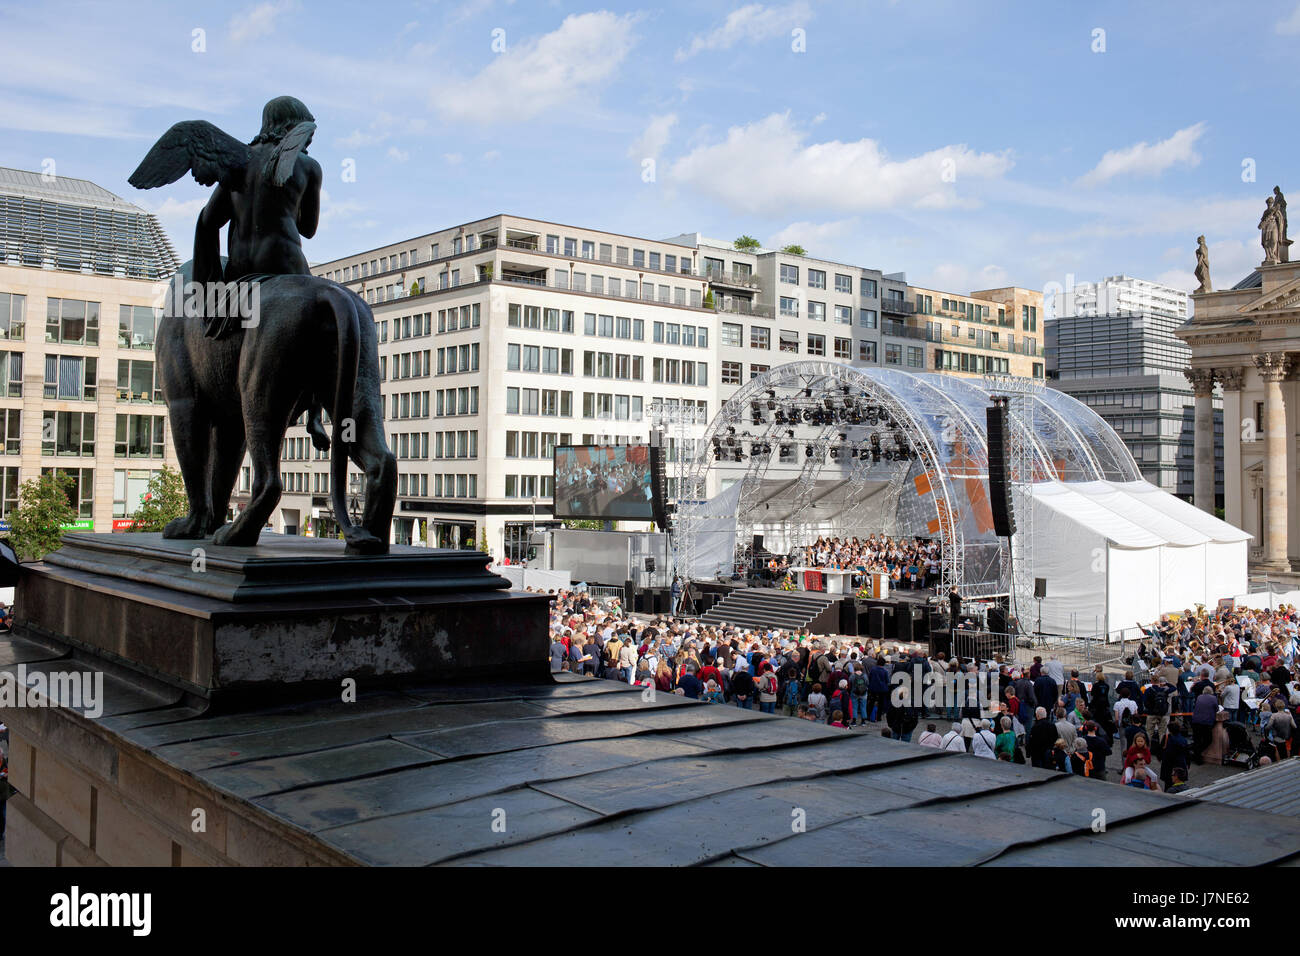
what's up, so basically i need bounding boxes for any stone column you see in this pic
[1184,367,1217,513]
[1217,367,1245,530]
[1253,352,1292,570]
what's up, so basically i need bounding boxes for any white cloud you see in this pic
[1276,3,1300,34]
[1078,122,1206,187]
[669,112,1013,216]
[229,0,299,44]
[444,153,464,165]
[767,218,857,253]
[482,150,501,162]
[387,147,410,162]
[317,187,368,233]
[677,2,812,60]
[924,262,1011,293]
[1028,195,1259,244]
[430,12,638,123]
[628,113,677,159]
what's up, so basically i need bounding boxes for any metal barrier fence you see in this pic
[952,630,1016,661]
[585,585,626,602]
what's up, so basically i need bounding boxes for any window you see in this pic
[834,274,852,294]
[0,352,19,397]
[749,363,769,378]
[721,361,742,385]
[780,264,799,284]
[808,269,826,290]
[885,343,901,365]
[750,326,770,350]
[508,304,540,329]
[860,278,878,298]
[834,337,852,359]
[779,330,799,353]
[115,414,166,458]
[0,294,25,341]
[859,309,878,329]
[42,467,93,518]
[779,297,799,317]
[117,359,160,402]
[47,298,99,345]
[114,305,156,349]
[907,346,923,368]
[721,322,742,347]
[807,333,825,356]
[807,301,825,322]
[44,355,96,400]
[834,305,853,325]
[43,411,95,456]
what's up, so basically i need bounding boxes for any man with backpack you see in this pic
[1143,673,1174,747]
[851,670,870,726]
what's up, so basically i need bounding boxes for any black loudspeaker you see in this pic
[752,534,764,553]
[929,629,952,658]
[1034,577,1047,599]
[987,603,1009,635]
[644,557,656,573]
[912,609,930,644]
[839,600,859,636]
[624,579,635,609]
[652,590,669,613]
[986,401,1016,538]
[867,607,887,639]
[649,438,670,531]
[893,607,914,643]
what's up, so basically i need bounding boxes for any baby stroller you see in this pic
[1223,721,1257,768]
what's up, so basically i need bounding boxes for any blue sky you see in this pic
[2,0,1297,297]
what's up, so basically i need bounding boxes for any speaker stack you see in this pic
[986,399,1016,538]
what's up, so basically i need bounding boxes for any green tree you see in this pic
[704,289,715,309]
[125,466,188,533]
[410,281,421,296]
[8,472,78,562]
[562,519,608,531]
[780,243,806,255]
[733,235,761,251]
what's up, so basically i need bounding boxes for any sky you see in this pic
[2,0,1297,299]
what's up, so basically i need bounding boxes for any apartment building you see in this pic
[906,285,1045,379]
[0,167,180,532]
[259,215,716,560]
[664,234,906,404]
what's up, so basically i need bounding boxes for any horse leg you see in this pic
[212,417,284,547]
[206,421,246,535]
[344,407,396,555]
[162,397,215,539]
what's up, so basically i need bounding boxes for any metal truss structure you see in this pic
[673,362,1142,599]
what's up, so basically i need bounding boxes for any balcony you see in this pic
[881,297,915,315]
[705,269,761,292]
[715,300,774,319]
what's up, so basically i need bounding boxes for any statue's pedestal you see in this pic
[16,532,549,698]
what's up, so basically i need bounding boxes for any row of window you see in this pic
[40,411,167,459]
[507,344,575,375]
[580,393,646,421]
[778,266,877,298]
[504,473,554,499]
[505,431,571,459]
[650,358,708,386]
[545,235,691,276]
[505,387,573,417]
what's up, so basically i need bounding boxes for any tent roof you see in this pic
[1030,480,1253,549]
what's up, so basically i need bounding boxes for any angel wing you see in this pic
[128,120,250,189]
[268,121,316,186]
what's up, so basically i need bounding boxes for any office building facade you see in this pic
[1045,276,1219,501]
[0,167,180,532]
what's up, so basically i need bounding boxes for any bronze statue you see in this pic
[129,97,396,553]
[1194,235,1211,293]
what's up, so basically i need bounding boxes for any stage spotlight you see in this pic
[733,449,744,462]
[786,429,795,438]
[823,398,836,412]
[774,408,786,424]
[804,444,815,459]
[804,387,812,398]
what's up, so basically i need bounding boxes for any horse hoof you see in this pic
[344,531,387,555]
[163,514,210,539]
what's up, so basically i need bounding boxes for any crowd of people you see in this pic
[544,586,1300,794]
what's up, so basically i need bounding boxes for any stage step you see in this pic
[697,587,840,633]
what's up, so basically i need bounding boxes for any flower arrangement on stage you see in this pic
[778,574,796,591]
[855,583,872,599]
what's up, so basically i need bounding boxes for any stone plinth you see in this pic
[15,532,550,698]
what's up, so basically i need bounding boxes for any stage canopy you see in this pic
[676,362,1249,632]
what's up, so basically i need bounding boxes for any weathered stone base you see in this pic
[3,702,357,866]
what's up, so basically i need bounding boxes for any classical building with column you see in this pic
[1178,212,1300,573]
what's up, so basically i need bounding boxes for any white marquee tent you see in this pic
[1028,479,1250,641]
